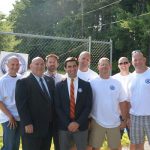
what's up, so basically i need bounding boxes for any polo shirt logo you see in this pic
[110,85,115,90]
[145,79,150,84]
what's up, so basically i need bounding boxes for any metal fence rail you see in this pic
[0,31,112,73]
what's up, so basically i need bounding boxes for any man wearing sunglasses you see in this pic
[113,57,135,150]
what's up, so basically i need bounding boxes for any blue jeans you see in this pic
[1,121,20,150]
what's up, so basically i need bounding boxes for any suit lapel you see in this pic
[76,78,82,104]
[62,79,70,103]
[29,74,50,101]
[63,78,82,104]
[43,77,53,100]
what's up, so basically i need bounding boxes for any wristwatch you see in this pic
[121,118,127,122]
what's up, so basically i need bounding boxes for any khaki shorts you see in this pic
[88,119,121,149]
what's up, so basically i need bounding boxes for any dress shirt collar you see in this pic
[44,71,57,77]
[67,76,78,82]
[67,76,78,103]
[32,73,44,82]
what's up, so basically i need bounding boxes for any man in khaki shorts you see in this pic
[87,57,128,150]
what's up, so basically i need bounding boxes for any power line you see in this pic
[101,11,150,27]
[61,0,121,22]
[82,0,121,16]
[88,11,150,30]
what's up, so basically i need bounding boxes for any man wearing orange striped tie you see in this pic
[55,57,92,150]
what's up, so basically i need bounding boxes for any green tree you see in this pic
[0,13,20,51]
[109,1,150,73]
[8,0,82,60]
[5,0,150,69]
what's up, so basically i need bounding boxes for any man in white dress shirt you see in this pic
[45,54,64,84]
[55,57,92,150]
[44,54,64,150]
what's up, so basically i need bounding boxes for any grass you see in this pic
[0,125,3,148]
[0,125,130,150]
[101,133,130,150]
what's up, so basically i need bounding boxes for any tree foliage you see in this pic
[1,0,150,72]
[0,13,20,51]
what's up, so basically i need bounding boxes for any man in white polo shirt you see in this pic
[0,56,21,150]
[87,57,127,150]
[128,50,150,150]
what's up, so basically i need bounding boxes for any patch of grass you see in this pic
[0,125,130,150]
[101,133,130,150]
[0,125,55,150]
[0,125,3,148]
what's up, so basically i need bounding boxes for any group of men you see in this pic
[0,50,150,150]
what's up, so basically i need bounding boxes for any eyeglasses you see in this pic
[118,62,129,65]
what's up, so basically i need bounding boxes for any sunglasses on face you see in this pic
[118,62,129,65]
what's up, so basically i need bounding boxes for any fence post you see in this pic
[88,36,92,54]
[110,39,113,75]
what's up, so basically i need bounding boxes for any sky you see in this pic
[0,0,17,15]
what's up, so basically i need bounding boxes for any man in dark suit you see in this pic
[15,57,55,150]
[55,57,92,150]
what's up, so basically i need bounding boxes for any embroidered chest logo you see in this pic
[145,79,150,84]
[110,85,115,90]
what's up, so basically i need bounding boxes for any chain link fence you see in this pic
[0,31,112,73]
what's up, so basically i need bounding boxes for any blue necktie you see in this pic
[39,78,49,97]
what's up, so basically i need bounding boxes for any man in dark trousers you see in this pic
[15,57,55,150]
[44,53,64,150]
[55,57,92,150]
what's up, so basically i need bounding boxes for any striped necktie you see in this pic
[70,78,75,120]
[40,77,49,97]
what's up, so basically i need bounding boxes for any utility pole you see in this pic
[81,0,84,37]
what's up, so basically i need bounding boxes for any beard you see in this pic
[47,66,57,72]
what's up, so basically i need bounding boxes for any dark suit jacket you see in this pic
[15,73,55,138]
[55,78,92,131]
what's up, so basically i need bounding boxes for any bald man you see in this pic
[77,51,98,82]
[15,57,55,150]
[113,57,131,131]
[87,57,127,150]
[113,57,135,150]
[0,56,21,150]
